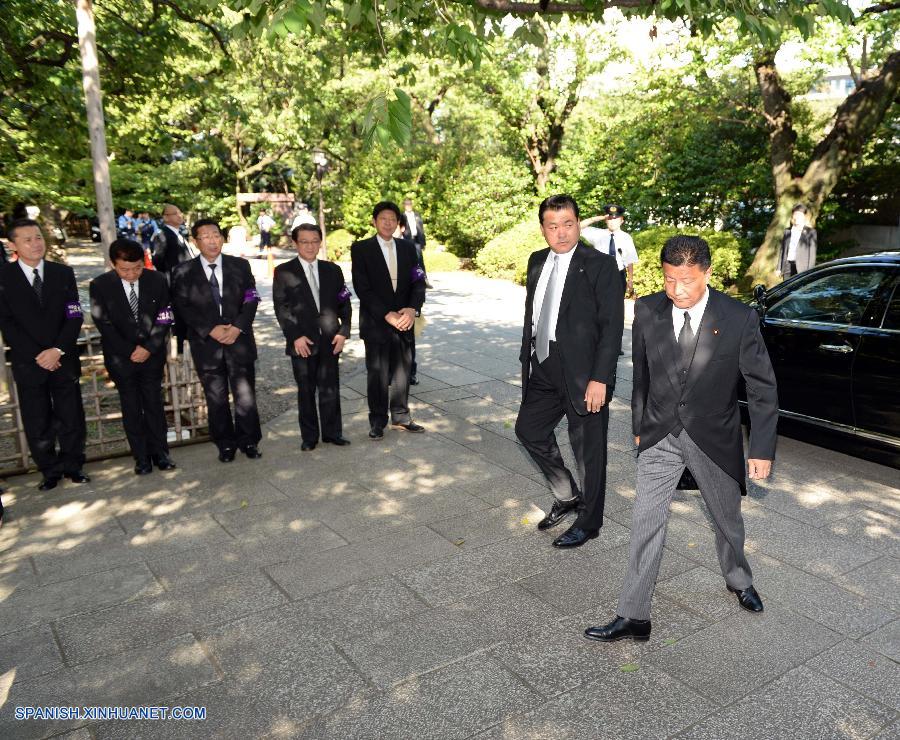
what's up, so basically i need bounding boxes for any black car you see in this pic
[748,252,900,458]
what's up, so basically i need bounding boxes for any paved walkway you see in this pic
[1,272,898,739]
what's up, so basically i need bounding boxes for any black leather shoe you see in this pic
[537,497,581,531]
[369,427,384,440]
[409,375,419,385]
[134,459,153,475]
[218,448,236,462]
[727,584,764,613]
[552,525,599,548]
[584,616,651,642]
[38,476,60,491]
[323,436,351,446]
[241,445,262,459]
[392,421,425,433]
[151,453,177,471]
[64,470,91,484]
[301,441,317,451]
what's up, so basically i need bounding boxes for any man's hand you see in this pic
[397,307,416,331]
[584,380,607,413]
[294,336,314,358]
[35,348,62,371]
[130,346,151,363]
[219,325,241,345]
[209,325,230,342]
[384,311,403,330]
[747,459,772,480]
[634,436,640,446]
[331,335,346,355]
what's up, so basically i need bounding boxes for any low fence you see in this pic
[0,324,209,476]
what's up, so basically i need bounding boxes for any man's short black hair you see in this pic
[7,218,40,242]
[291,223,322,241]
[372,201,401,220]
[660,235,712,271]
[538,194,580,224]
[791,203,809,215]
[110,238,144,263]
[191,218,221,239]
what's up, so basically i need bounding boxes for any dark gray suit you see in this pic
[778,225,817,276]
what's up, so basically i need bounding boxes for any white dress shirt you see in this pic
[18,258,45,285]
[121,278,139,299]
[301,257,320,310]
[787,225,803,261]
[201,254,224,313]
[532,247,577,343]
[375,234,399,290]
[405,211,418,238]
[671,287,710,341]
[580,227,639,271]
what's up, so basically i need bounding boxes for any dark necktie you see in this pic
[678,310,694,370]
[32,269,42,303]
[129,283,139,321]
[208,264,222,311]
[608,232,616,258]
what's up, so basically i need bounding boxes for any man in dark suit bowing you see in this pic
[172,219,262,462]
[585,235,778,643]
[90,239,177,475]
[274,223,352,451]
[0,219,89,490]
[152,203,195,353]
[351,200,426,440]
[515,194,624,549]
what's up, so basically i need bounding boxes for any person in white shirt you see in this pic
[256,208,276,253]
[580,204,639,296]
[291,203,317,230]
[778,204,817,279]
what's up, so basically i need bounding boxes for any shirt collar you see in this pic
[375,234,395,250]
[203,253,223,269]
[19,258,44,280]
[677,287,710,325]
[548,245,577,268]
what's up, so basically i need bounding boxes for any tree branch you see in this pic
[861,1,900,14]
[471,0,646,13]
[152,0,230,57]
[236,144,292,179]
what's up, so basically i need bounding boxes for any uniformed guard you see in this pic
[581,204,640,295]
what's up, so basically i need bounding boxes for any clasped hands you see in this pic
[294,334,345,358]
[35,348,63,371]
[385,308,416,332]
[209,324,242,345]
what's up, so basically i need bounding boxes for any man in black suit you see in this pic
[515,195,624,549]
[274,223,352,451]
[172,219,262,462]
[401,198,430,384]
[778,203,818,279]
[0,219,89,489]
[351,201,426,440]
[90,239,177,475]
[585,236,778,643]
[152,204,195,352]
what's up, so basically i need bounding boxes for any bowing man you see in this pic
[273,224,352,451]
[90,239,177,475]
[0,219,88,490]
[172,219,262,462]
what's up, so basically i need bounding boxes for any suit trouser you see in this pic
[110,358,169,460]
[364,333,412,429]
[197,357,261,451]
[291,352,343,443]
[410,337,417,378]
[16,368,86,477]
[618,431,753,620]
[515,343,609,530]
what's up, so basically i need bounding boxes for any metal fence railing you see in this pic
[0,324,209,476]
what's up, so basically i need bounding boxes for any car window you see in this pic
[882,285,900,330]
[767,267,890,325]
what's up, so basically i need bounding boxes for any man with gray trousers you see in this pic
[585,235,778,642]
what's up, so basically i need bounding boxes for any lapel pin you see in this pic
[713,329,719,335]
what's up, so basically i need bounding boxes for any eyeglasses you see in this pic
[295,240,321,247]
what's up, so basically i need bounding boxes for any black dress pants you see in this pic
[364,332,412,429]
[16,366,86,477]
[110,357,169,461]
[515,343,610,530]
[197,356,261,452]
[291,352,343,443]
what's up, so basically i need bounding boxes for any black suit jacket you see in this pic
[519,243,624,415]
[89,269,172,376]
[401,212,426,249]
[778,225,817,274]
[152,226,193,274]
[273,258,351,356]
[632,288,778,492]
[351,236,425,343]
[0,261,83,384]
[171,255,259,370]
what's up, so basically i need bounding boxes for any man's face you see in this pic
[125,210,133,218]
[163,206,183,228]
[791,210,807,227]
[293,231,321,262]
[607,216,623,232]
[540,207,580,254]
[404,201,413,212]
[663,261,711,310]
[10,225,46,266]
[373,210,399,240]
[194,224,224,261]
[113,259,143,283]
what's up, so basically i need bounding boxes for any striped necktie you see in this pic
[129,283,139,321]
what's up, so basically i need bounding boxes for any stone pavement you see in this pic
[0,271,898,739]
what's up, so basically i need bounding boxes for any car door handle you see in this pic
[819,343,853,354]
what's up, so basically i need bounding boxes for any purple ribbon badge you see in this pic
[337,285,352,303]
[154,306,175,325]
[64,301,83,319]
[243,287,261,304]
[410,265,426,284]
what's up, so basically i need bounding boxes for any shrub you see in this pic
[424,248,461,272]
[475,219,546,284]
[327,229,354,261]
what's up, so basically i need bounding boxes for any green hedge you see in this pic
[424,248,461,272]
[474,220,547,284]
[327,229,354,261]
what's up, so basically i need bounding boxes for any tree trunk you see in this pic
[39,203,68,264]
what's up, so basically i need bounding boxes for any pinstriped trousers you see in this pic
[617,431,753,621]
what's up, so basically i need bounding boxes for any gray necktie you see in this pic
[678,310,694,369]
[129,283,139,321]
[535,254,559,363]
[307,262,320,311]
